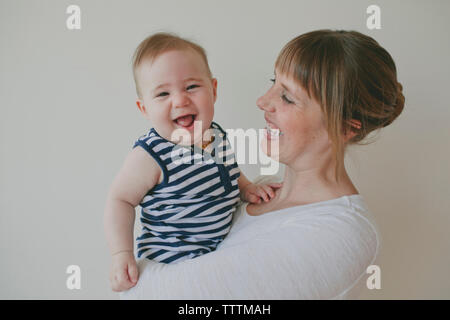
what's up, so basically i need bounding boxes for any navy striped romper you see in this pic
[132,122,241,264]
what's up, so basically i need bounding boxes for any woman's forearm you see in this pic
[104,196,136,255]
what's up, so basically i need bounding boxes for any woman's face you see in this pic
[257,69,332,166]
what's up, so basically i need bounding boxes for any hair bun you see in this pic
[382,82,405,127]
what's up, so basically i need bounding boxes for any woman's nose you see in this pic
[257,91,275,112]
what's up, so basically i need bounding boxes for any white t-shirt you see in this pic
[121,178,380,300]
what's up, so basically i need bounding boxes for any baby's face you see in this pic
[136,49,217,145]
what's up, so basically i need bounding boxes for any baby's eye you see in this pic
[186,84,199,90]
[156,91,169,98]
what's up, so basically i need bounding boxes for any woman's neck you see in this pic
[275,156,358,207]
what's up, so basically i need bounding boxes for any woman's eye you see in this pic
[156,92,169,98]
[270,78,275,83]
[281,94,294,104]
[187,84,199,90]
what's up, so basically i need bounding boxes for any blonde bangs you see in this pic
[274,31,347,182]
[274,38,322,104]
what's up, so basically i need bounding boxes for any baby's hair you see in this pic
[132,32,212,99]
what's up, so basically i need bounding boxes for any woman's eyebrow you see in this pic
[274,71,298,95]
[274,70,308,104]
[280,82,298,99]
[281,82,309,105]
[280,83,294,95]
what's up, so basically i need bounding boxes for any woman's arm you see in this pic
[121,205,378,299]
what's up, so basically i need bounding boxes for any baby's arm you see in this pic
[237,173,282,204]
[104,146,161,292]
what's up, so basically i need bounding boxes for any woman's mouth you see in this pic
[265,122,284,140]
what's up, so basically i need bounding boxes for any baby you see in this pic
[104,33,282,292]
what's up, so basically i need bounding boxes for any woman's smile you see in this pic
[264,115,284,140]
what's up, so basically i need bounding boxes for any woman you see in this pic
[121,29,405,299]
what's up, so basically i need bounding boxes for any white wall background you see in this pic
[1,0,449,299]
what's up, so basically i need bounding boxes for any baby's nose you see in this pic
[174,93,190,108]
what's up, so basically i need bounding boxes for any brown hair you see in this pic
[275,29,405,182]
[132,32,212,98]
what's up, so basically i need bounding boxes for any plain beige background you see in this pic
[1,0,449,299]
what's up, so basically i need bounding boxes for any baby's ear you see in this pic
[136,100,149,118]
[211,78,218,102]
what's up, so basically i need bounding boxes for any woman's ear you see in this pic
[344,119,361,142]
[348,119,362,129]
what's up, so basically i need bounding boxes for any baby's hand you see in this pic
[241,182,283,204]
[109,251,139,292]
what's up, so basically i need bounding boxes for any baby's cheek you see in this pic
[200,104,215,124]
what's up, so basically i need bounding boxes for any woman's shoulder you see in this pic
[224,187,380,299]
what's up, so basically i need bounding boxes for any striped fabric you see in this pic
[132,122,241,264]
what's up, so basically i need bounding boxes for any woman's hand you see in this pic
[241,182,283,204]
[109,251,139,292]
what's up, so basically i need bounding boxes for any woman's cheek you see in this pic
[287,117,307,137]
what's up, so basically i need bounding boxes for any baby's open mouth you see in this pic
[174,114,197,128]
